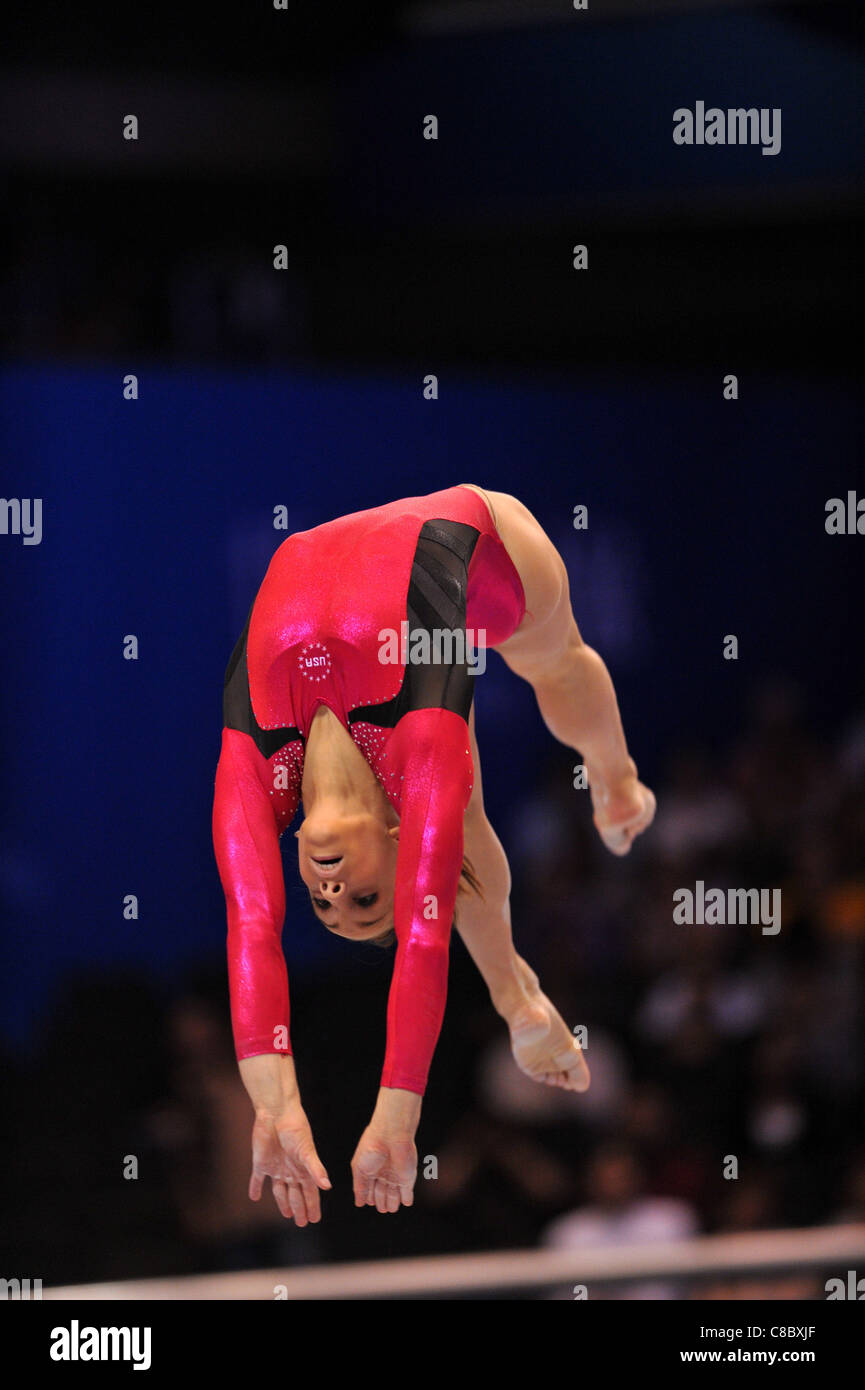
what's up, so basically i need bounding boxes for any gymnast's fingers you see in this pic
[300,1178,322,1224]
[288,1182,308,1226]
[271,1178,293,1221]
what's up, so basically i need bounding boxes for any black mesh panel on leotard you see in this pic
[348,518,480,729]
[222,605,302,758]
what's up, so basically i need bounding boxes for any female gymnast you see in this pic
[212,485,655,1223]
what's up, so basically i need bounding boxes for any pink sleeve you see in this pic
[380,709,474,1094]
[212,726,294,1060]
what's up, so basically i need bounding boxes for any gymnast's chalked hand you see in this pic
[591,774,657,857]
[351,1124,418,1214]
[248,1102,332,1225]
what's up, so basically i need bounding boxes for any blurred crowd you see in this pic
[3,676,864,1296]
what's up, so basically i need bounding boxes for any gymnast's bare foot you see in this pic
[504,962,590,1093]
[590,768,656,857]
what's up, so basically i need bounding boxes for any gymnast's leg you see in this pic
[457,708,591,1091]
[484,490,655,854]
[453,491,655,1090]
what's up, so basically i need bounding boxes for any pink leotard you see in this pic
[212,485,525,1094]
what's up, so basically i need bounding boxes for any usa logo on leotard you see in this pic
[298,640,332,683]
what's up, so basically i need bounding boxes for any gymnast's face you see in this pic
[296,813,399,939]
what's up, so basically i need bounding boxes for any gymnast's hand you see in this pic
[240,1054,331,1225]
[589,764,657,857]
[351,1088,421,1213]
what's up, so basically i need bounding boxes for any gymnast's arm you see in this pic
[212,727,330,1222]
[350,708,473,1211]
[382,709,472,1091]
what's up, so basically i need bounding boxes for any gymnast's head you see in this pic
[295,805,399,945]
[295,704,480,944]
[295,786,480,948]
